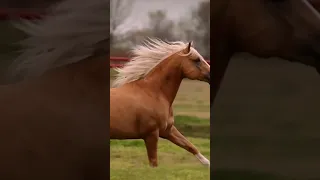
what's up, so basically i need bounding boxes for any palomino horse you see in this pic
[0,0,109,179]
[211,0,320,105]
[110,39,210,167]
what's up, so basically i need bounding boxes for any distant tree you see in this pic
[194,1,210,57]
[111,2,210,57]
[110,0,135,43]
[147,10,176,41]
[114,10,176,49]
[178,0,210,58]
[110,29,153,54]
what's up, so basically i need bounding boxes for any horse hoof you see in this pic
[149,163,158,168]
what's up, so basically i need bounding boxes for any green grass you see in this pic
[110,116,210,180]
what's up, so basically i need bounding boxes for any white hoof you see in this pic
[195,153,210,167]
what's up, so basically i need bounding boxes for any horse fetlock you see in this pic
[149,159,158,167]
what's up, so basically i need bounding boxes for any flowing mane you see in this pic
[112,38,203,88]
[8,0,109,78]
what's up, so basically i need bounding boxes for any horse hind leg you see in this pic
[161,125,210,167]
[143,130,159,167]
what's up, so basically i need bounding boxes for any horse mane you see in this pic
[8,0,109,78]
[111,38,202,88]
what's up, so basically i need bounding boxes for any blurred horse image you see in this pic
[211,0,320,105]
[0,0,109,179]
[110,39,210,167]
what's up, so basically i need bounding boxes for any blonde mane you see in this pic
[111,38,203,88]
[8,0,109,78]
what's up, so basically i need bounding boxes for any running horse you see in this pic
[110,39,210,167]
[0,0,109,179]
[211,0,320,105]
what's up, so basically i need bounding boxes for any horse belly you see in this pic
[110,90,163,139]
[110,117,141,139]
[110,110,163,140]
[110,104,159,139]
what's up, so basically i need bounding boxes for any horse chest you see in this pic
[156,107,174,131]
[167,107,174,124]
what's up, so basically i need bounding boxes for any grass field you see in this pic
[110,70,210,180]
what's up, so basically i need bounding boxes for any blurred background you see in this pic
[3,0,320,179]
[110,0,209,58]
[0,0,57,83]
[213,53,320,180]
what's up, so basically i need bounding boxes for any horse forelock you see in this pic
[8,0,109,78]
[111,38,204,88]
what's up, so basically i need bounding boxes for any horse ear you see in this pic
[182,41,192,54]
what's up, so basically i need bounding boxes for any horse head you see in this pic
[178,42,210,84]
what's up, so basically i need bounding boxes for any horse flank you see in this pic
[111,38,205,88]
[8,0,109,78]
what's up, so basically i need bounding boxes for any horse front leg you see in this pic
[160,126,210,166]
[143,130,159,167]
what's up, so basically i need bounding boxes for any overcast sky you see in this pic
[116,0,206,33]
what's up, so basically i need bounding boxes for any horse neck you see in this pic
[142,56,183,105]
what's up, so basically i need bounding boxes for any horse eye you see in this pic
[194,58,201,62]
[194,58,201,67]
